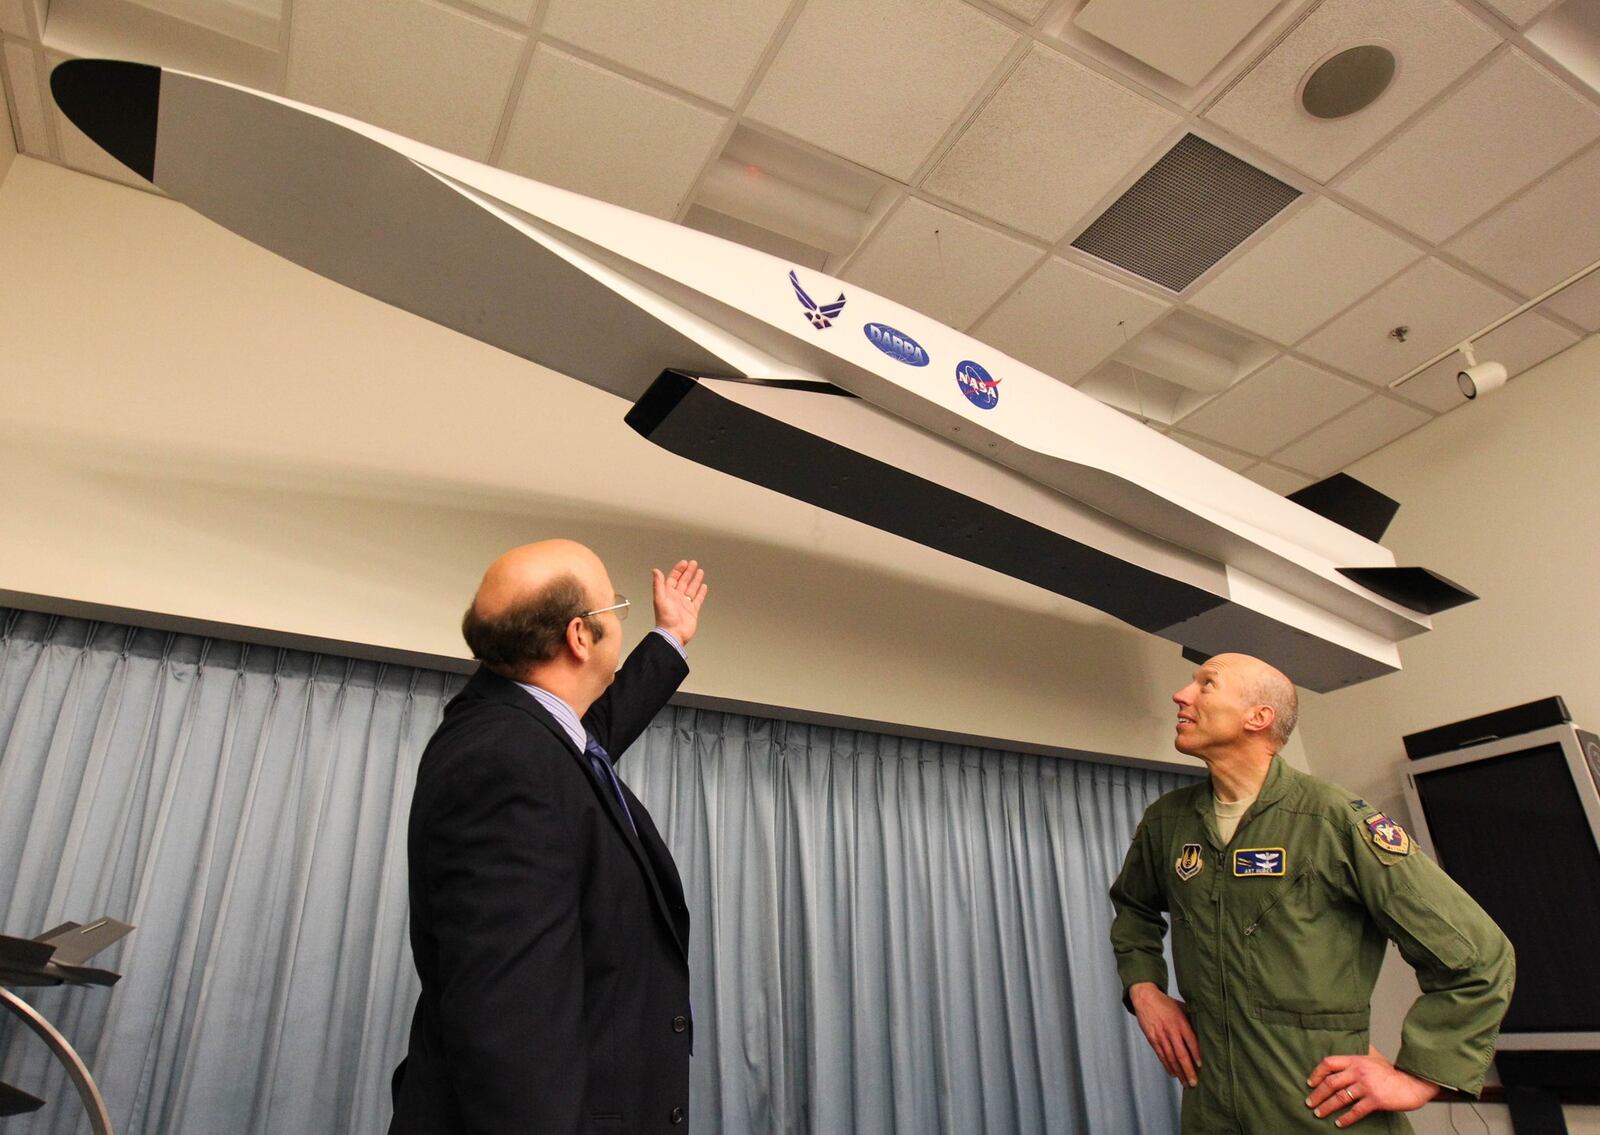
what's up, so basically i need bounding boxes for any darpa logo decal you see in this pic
[955,360,1000,410]
[863,323,929,367]
[789,269,846,330]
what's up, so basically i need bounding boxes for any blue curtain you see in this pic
[0,608,1187,1133]
[0,610,462,1134]
[628,712,1188,1134]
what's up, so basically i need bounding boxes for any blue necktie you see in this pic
[585,736,637,835]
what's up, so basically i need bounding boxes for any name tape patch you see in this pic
[1233,848,1286,876]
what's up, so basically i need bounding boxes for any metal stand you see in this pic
[0,985,113,1135]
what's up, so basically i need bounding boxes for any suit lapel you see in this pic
[620,781,691,949]
[557,733,689,960]
[463,668,688,959]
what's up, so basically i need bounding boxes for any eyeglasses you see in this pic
[579,594,630,621]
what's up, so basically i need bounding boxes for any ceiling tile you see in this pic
[989,0,1051,19]
[501,45,728,219]
[286,0,526,161]
[1337,51,1600,244]
[1273,396,1433,478]
[471,0,538,22]
[542,0,791,108]
[1203,0,1500,182]
[1072,0,1284,88]
[923,44,1180,241]
[972,257,1169,382]
[1077,365,1197,424]
[843,197,1042,329]
[684,205,830,269]
[1168,431,1256,471]
[1299,258,1514,385]
[1479,0,1561,28]
[745,0,1018,181]
[2,41,49,156]
[1,0,29,37]
[1393,310,1578,412]
[1188,197,1421,345]
[1446,143,1600,297]
[1176,356,1368,457]
[1243,463,1313,495]
[1540,265,1600,332]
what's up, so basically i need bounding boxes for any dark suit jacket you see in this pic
[390,633,692,1134]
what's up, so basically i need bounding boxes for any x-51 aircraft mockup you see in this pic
[51,59,1475,691]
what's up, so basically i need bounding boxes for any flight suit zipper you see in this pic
[1223,801,1253,1131]
[1214,849,1243,1131]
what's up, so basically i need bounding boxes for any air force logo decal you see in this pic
[789,269,846,330]
[1175,842,1203,882]
[1365,813,1412,855]
[1233,848,1286,876]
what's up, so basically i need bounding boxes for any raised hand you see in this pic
[652,560,708,647]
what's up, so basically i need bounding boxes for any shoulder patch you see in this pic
[1175,842,1204,882]
[1364,813,1411,856]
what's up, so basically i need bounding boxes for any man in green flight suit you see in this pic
[1109,653,1514,1132]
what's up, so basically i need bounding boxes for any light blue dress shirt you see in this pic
[513,627,686,752]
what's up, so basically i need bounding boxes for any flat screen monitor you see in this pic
[1402,724,1600,1050]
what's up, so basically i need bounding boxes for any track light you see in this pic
[1455,343,1507,400]
[1390,256,1600,396]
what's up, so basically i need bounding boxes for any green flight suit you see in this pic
[1109,755,1514,1134]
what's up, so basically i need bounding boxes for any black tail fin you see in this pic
[1288,472,1400,542]
[1337,566,1477,614]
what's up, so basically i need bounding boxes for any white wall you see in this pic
[1299,334,1600,1134]
[0,156,1218,767]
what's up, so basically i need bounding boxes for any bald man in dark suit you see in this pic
[390,540,708,1134]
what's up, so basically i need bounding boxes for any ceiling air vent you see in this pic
[1070,133,1299,293]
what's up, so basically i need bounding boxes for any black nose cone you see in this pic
[50,59,161,182]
